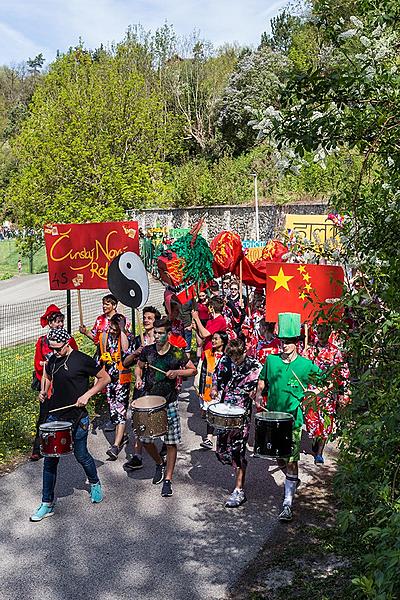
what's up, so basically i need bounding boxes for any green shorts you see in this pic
[283,427,302,463]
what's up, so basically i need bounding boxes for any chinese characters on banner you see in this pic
[44,221,139,290]
[265,263,344,322]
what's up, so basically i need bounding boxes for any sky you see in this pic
[0,0,288,66]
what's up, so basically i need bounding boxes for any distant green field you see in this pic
[0,239,47,277]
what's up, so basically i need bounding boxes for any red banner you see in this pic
[265,263,344,322]
[44,221,139,290]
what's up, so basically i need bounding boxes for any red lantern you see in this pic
[210,231,243,276]
[262,240,288,262]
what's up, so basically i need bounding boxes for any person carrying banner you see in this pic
[30,328,110,522]
[256,313,323,522]
[98,314,131,460]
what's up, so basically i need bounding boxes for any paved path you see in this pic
[0,380,326,600]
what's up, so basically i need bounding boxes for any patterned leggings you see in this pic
[106,381,130,425]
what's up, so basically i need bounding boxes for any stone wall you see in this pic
[128,201,329,241]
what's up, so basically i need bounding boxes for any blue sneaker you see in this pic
[30,502,55,522]
[314,454,325,465]
[90,482,104,503]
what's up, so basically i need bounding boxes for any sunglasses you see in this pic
[280,338,298,344]
[50,342,68,354]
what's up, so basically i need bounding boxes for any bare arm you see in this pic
[166,359,197,379]
[191,311,211,339]
[76,367,111,407]
[79,325,96,342]
[134,360,145,389]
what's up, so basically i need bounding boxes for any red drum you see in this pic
[39,421,74,457]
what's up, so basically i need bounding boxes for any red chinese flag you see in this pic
[265,263,344,322]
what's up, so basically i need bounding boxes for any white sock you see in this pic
[283,475,298,507]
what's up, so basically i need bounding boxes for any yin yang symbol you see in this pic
[107,252,149,309]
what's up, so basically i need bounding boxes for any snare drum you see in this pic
[39,421,74,457]
[207,403,246,430]
[254,411,294,458]
[131,395,167,438]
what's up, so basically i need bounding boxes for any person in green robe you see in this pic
[256,312,323,522]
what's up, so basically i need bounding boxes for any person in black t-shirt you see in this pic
[30,328,111,522]
[134,318,197,497]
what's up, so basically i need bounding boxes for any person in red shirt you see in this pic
[31,305,78,460]
[191,296,227,353]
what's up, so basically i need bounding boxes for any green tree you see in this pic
[257,5,400,596]
[215,46,289,155]
[6,46,184,230]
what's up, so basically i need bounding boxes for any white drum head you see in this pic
[40,421,72,431]
[132,395,166,409]
[208,403,245,416]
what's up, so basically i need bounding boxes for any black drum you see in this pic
[254,411,294,458]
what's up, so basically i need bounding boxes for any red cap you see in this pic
[40,304,62,328]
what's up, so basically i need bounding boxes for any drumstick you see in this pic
[48,403,78,413]
[147,363,168,375]
[290,369,307,392]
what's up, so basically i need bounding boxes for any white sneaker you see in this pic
[224,489,247,508]
[278,505,293,522]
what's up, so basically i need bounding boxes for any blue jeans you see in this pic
[42,415,99,503]
[184,328,192,353]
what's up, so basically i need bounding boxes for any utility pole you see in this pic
[251,173,260,241]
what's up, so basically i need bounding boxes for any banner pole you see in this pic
[77,289,84,327]
[136,309,144,345]
[239,260,243,308]
[66,290,72,332]
[131,307,136,337]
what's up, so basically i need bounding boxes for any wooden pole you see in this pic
[136,309,144,345]
[66,290,72,332]
[239,260,243,308]
[77,290,84,327]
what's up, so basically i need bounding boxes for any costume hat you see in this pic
[40,304,63,328]
[277,312,301,339]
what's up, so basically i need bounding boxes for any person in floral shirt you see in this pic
[214,338,261,508]
[303,323,351,464]
[98,314,131,460]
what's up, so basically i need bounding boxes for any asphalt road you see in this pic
[0,377,328,600]
[0,273,332,599]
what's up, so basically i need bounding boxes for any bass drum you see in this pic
[254,411,294,458]
[131,395,167,438]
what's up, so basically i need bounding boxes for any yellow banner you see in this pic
[285,214,338,242]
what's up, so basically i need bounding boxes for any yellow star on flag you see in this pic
[297,265,306,273]
[299,292,307,300]
[304,283,312,293]
[269,267,294,291]
[302,272,311,282]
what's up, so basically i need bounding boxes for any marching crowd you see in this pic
[30,276,350,523]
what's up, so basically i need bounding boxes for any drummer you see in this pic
[30,328,110,522]
[134,318,197,497]
[255,312,323,522]
[215,338,261,508]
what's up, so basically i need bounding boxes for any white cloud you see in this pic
[0,21,47,65]
[0,0,288,65]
